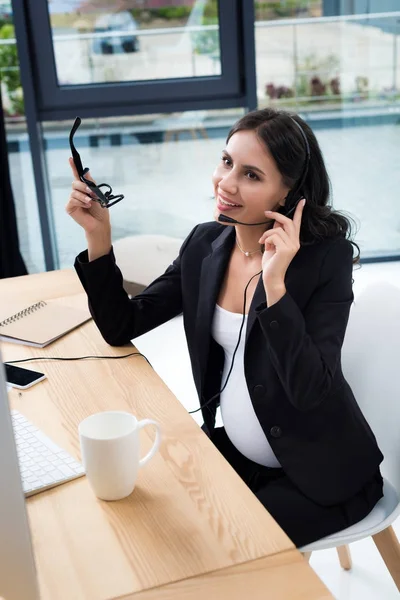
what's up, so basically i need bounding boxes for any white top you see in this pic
[211,305,281,468]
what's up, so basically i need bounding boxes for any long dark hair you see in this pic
[227,108,360,264]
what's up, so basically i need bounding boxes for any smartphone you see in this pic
[4,364,46,390]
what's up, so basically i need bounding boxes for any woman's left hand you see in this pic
[259,199,306,290]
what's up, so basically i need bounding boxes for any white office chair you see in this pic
[113,234,183,296]
[300,283,400,592]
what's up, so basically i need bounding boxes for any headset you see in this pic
[69,116,124,208]
[189,116,310,417]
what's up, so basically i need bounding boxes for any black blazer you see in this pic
[75,222,383,506]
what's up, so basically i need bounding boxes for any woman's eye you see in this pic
[246,170,259,181]
[221,156,231,166]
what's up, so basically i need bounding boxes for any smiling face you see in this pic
[212,129,289,226]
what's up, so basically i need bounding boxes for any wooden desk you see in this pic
[128,551,332,600]
[1,270,332,600]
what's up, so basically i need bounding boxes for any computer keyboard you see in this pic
[11,410,85,497]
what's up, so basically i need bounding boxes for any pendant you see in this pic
[245,251,249,257]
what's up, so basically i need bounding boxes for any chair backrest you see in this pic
[113,234,183,288]
[341,282,400,495]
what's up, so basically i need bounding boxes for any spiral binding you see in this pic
[0,301,47,327]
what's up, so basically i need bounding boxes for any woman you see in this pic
[67,108,383,547]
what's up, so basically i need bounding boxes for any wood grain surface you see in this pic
[119,551,333,600]
[1,270,296,600]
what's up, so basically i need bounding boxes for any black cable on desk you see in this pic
[5,351,152,368]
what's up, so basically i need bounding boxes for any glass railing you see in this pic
[255,11,400,114]
[2,10,399,120]
[50,23,221,85]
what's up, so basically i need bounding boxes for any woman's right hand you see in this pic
[65,157,111,236]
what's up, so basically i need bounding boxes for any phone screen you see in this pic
[4,364,45,387]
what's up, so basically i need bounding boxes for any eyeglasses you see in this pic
[69,117,124,208]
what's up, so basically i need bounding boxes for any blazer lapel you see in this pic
[195,226,235,390]
[245,273,265,345]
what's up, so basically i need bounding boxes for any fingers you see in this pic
[259,227,288,245]
[72,179,86,192]
[69,157,95,184]
[66,191,93,214]
[72,180,98,197]
[259,228,300,252]
[292,198,306,229]
[264,210,295,231]
[265,198,306,232]
[262,233,285,252]
[273,220,284,230]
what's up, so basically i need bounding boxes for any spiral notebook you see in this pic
[0,294,91,347]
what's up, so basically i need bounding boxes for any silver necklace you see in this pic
[235,238,262,257]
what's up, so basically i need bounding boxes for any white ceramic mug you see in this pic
[78,411,161,501]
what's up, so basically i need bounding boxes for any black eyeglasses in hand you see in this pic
[69,117,124,209]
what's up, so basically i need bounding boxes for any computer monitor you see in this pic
[0,352,40,600]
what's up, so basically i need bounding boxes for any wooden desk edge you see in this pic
[117,550,333,600]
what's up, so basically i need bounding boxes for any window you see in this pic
[254,2,400,257]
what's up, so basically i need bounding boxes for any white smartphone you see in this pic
[4,364,46,390]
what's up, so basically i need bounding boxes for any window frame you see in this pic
[25,0,248,120]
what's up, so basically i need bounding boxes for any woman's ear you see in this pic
[278,195,287,209]
[277,200,286,213]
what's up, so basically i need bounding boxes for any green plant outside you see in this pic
[255,0,315,19]
[130,6,191,22]
[0,23,24,115]
[294,52,340,98]
[131,0,217,24]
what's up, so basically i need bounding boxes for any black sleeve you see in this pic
[256,237,354,411]
[74,226,198,346]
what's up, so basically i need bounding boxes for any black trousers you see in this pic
[210,427,383,548]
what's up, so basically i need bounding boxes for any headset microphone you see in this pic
[218,204,297,227]
[218,214,270,226]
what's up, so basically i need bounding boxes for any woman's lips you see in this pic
[217,194,242,211]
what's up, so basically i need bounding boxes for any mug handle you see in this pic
[137,419,161,468]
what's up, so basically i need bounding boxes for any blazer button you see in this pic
[270,426,282,438]
[253,385,265,399]
[269,320,279,330]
